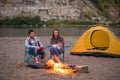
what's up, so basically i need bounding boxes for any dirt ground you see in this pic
[0,36,120,80]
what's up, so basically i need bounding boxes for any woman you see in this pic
[50,29,64,62]
[25,29,46,64]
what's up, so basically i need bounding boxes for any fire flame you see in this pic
[46,59,74,75]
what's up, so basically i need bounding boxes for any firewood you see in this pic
[67,64,89,73]
[73,65,89,73]
[25,61,89,74]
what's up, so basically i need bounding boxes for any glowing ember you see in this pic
[46,59,74,74]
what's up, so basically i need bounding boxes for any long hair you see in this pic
[52,29,60,38]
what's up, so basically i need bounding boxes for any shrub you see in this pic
[0,16,45,27]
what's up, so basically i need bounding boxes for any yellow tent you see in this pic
[70,25,120,57]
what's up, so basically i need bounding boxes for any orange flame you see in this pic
[46,59,74,75]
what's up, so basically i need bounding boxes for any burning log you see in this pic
[45,64,89,73]
[45,59,89,74]
[27,59,89,74]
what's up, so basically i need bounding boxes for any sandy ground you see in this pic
[0,36,120,80]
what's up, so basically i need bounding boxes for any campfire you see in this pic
[45,59,89,75]
[46,59,74,74]
[26,58,89,75]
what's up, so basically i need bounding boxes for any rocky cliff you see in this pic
[0,0,119,20]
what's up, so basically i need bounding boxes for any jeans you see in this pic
[50,46,63,56]
[28,47,45,59]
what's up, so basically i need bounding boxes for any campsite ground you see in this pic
[0,36,120,80]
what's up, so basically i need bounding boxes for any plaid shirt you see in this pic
[50,37,64,48]
[25,36,42,48]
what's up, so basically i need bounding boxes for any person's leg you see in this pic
[50,47,59,56]
[53,55,60,62]
[58,48,64,54]
[50,47,60,62]
[29,48,39,63]
[38,49,46,62]
[35,48,39,63]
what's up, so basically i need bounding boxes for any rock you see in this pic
[24,74,35,80]
[0,51,3,53]
[0,0,99,19]
[17,61,25,68]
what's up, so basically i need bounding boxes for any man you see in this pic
[25,29,46,64]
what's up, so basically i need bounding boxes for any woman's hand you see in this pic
[58,42,63,48]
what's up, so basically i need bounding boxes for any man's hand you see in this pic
[36,46,40,50]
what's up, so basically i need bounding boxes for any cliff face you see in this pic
[0,0,119,20]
